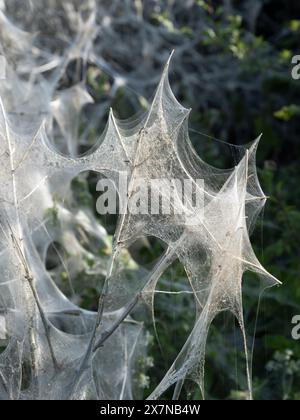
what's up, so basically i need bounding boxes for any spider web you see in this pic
[0,2,280,400]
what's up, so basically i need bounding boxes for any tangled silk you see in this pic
[0,0,280,400]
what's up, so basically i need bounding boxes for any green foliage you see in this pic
[274,105,300,121]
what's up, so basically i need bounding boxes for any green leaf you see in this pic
[274,105,300,121]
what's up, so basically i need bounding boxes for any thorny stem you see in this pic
[66,120,150,399]
[25,275,59,370]
[66,247,175,399]
[92,238,186,354]
[69,246,117,397]
[9,226,59,371]
[64,249,119,400]
[92,294,140,352]
[64,281,133,399]
[89,56,172,333]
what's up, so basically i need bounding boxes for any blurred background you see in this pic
[2,0,300,400]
